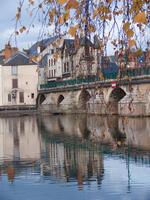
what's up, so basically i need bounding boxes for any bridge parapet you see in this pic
[39,66,150,92]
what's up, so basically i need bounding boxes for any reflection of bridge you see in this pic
[37,67,150,116]
[38,115,150,151]
[0,115,150,188]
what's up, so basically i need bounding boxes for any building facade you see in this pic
[0,51,38,106]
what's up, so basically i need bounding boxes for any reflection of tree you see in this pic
[107,116,126,147]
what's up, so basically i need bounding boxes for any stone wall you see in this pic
[38,83,150,117]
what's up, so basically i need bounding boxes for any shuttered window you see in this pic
[8,94,11,102]
[12,79,18,88]
[19,92,24,103]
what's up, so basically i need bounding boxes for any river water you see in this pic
[0,114,150,200]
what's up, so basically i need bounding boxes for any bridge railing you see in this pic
[40,76,100,89]
[40,66,150,90]
[120,66,150,78]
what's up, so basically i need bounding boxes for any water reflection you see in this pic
[0,115,150,199]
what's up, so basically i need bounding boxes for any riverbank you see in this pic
[0,105,37,117]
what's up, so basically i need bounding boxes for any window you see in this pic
[8,94,11,102]
[31,93,34,99]
[19,92,24,103]
[67,62,69,72]
[51,59,53,66]
[54,69,56,77]
[51,49,54,54]
[64,63,66,73]
[54,58,56,65]
[11,66,18,75]
[12,79,18,88]
[49,59,51,67]
[65,49,68,57]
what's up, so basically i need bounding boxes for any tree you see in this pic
[14,0,149,56]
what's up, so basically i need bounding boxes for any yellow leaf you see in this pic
[68,26,77,37]
[58,16,64,24]
[65,0,79,10]
[123,22,130,32]
[19,27,26,33]
[63,10,70,21]
[89,24,96,32]
[126,29,134,38]
[128,39,136,47]
[134,11,147,24]
[57,0,67,5]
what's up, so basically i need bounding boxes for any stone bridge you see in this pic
[37,68,150,117]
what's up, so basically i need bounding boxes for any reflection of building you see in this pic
[40,139,104,188]
[0,114,150,187]
[0,116,40,160]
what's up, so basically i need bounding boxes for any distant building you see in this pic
[38,37,63,83]
[0,50,38,106]
[24,36,58,61]
[61,39,75,79]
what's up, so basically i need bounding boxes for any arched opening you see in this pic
[108,87,126,114]
[36,94,46,108]
[57,95,64,106]
[78,89,91,110]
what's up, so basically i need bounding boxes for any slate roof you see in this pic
[3,52,37,66]
[0,55,4,65]
[64,39,75,48]
[25,36,58,56]
[80,37,93,47]
[39,53,49,68]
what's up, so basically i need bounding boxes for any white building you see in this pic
[38,37,63,84]
[0,51,38,106]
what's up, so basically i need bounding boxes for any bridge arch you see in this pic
[107,87,126,114]
[57,94,65,106]
[78,89,91,110]
[36,93,46,107]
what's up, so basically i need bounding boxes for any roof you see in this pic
[3,52,37,66]
[64,39,75,48]
[39,53,49,68]
[0,55,4,65]
[80,37,93,47]
[25,36,58,56]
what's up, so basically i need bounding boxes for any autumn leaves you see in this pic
[14,0,149,52]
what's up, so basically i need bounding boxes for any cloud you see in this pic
[0,1,55,50]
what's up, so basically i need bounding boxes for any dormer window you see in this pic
[37,46,41,54]
[11,66,18,75]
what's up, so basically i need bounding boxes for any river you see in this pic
[0,114,150,200]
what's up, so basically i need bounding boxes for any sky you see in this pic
[0,1,149,54]
[0,0,53,51]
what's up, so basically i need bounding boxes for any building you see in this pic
[0,51,38,107]
[38,37,63,83]
[59,37,100,80]
[61,39,75,79]
[24,36,57,61]
[72,37,99,78]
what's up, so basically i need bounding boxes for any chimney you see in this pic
[3,43,18,60]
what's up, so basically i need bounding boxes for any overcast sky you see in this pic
[0,0,52,51]
[1,1,149,54]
